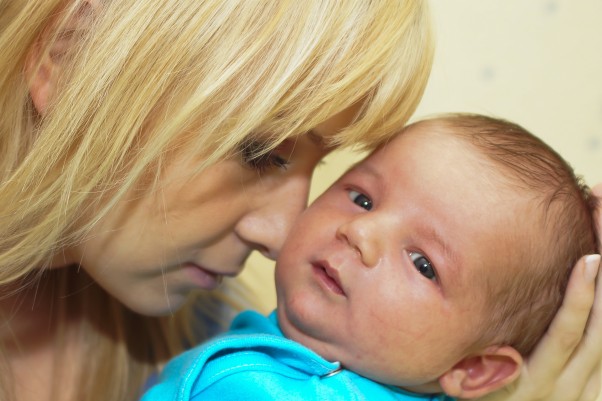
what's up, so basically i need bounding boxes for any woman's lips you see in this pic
[312,261,346,296]
[183,262,223,290]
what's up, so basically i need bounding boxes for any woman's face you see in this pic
[58,109,358,315]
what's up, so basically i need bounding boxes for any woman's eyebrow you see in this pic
[307,130,328,148]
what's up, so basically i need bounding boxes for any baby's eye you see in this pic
[348,190,372,211]
[239,140,289,172]
[409,252,437,281]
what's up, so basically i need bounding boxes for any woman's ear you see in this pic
[438,345,522,399]
[26,36,57,115]
[24,1,97,115]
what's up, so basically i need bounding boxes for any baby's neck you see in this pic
[398,381,444,396]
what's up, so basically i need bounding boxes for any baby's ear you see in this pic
[438,345,522,399]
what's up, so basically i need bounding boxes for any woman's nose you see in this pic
[336,214,381,268]
[235,174,310,260]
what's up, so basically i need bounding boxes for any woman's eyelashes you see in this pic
[348,189,372,211]
[240,139,290,172]
[409,252,437,281]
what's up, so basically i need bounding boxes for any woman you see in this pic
[0,1,599,401]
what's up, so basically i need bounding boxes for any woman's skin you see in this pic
[51,107,361,316]
[3,107,361,401]
[3,1,601,400]
[24,18,365,317]
[10,27,366,391]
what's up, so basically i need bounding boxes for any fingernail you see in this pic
[584,254,601,282]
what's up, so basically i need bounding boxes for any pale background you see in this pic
[236,0,602,320]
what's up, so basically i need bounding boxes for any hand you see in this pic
[468,184,602,401]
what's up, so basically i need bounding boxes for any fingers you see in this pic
[471,186,602,401]
[582,253,602,353]
[526,254,600,383]
[578,362,601,401]
[592,182,602,248]
[472,255,602,401]
[555,256,602,399]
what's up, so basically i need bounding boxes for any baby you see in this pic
[142,113,599,400]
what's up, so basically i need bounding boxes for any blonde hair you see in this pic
[0,1,433,400]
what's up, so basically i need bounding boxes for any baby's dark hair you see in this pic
[413,113,598,356]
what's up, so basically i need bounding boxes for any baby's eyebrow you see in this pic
[352,162,381,179]
[421,226,461,290]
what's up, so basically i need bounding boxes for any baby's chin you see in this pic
[278,309,446,392]
[277,307,343,362]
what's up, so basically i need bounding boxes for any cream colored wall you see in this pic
[239,0,602,315]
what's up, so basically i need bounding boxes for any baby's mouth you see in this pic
[312,261,346,296]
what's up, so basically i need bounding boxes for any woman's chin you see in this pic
[121,291,188,316]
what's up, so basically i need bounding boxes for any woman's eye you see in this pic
[240,140,289,172]
[348,190,372,211]
[410,252,437,281]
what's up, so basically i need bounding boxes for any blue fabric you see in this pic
[141,310,455,401]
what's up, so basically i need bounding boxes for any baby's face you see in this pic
[276,125,531,391]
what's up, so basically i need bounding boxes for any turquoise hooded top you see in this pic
[141,310,455,401]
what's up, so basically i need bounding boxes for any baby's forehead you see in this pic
[371,120,492,170]
[365,120,537,208]
[380,119,476,152]
[387,120,533,188]
[394,119,477,149]
[373,120,548,264]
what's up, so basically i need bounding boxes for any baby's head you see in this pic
[427,114,598,356]
[275,113,598,398]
